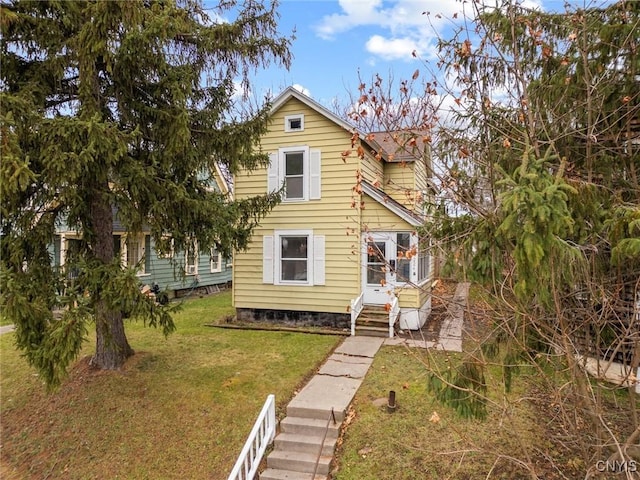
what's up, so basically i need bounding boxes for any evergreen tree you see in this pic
[0,0,290,388]
[434,0,640,466]
[349,0,639,471]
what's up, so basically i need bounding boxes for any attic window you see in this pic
[285,114,304,132]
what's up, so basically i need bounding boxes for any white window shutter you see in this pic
[263,235,274,284]
[267,153,278,193]
[309,149,321,200]
[313,235,325,285]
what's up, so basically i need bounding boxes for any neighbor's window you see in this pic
[210,248,222,273]
[185,241,198,275]
[284,114,304,132]
[284,151,305,200]
[156,236,174,259]
[126,234,150,275]
[280,235,308,282]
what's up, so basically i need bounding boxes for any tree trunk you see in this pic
[93,304,134,369]
[89,183,134,369]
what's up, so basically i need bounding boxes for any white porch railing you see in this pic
[227,394,276,480]
[350,292,364,336]
[388,297,400,338]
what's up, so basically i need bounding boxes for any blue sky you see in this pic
[237,0,615,110]
[250,0,469,107]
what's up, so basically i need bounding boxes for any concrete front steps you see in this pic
[261,415,340,480]
[261,337,384,480]
[355,305,396,337]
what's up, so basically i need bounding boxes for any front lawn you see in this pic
[0,291,342,480]
[332,346,545,480]
[331,285,638,480]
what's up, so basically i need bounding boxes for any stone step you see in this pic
[260,468,327,480]
[358,315,389,325]
[280,416,340,438]
[285,404,346,422]
[275,432,336,456]
[266,450,332,475]
[360,308,389,318]
[355,325,390,337]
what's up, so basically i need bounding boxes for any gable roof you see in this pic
[368,130,430,163]
[270,88,429,165]
[270,87,356,134]
[214,163,233,200]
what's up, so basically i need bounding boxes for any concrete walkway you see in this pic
[0,325,15,335]
[261,336,384,480]
[261,284,469,479]
[434,281,469,352]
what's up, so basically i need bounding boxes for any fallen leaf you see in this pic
[358,446,373,457]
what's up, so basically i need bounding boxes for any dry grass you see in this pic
[0,291,342,480]
[331,285,639,480]
[331,346,547,480]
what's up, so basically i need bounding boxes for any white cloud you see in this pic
[315,0,385,39]
[521,0,543,9]
[292,84,311,97]
[314,0,462,62]
[315,0,562,65]
[365,35,421,61]
[231,79,249,100]
[315,0,461,37]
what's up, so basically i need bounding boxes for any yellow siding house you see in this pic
[233,87,434,336]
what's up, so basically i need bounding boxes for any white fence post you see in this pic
[389,297,399,338]
[227,394,276,480]
[350,292,364,336]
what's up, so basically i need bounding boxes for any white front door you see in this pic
[362,232,396,305]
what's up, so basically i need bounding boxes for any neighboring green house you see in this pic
[233,87,434,336]
[51,228,231,300]
[51,167,233,300]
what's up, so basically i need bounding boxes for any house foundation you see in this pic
[236,308,350,330]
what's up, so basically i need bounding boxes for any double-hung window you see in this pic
[185,241,198,275]
[284,151,305,200]
[417,237,430,283]
[396,233,412,282]
[394,232,430,285]
[280,235,308,282]
[263,230,325,286]
[124,234,150,275]
[210,248,222,273]
[267,146,321,201]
